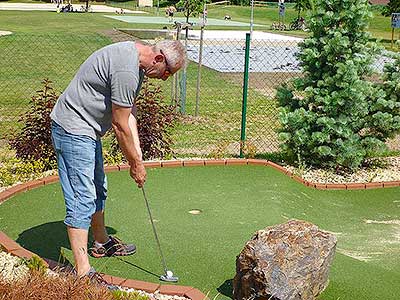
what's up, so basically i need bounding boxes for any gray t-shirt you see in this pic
[51,41,144,140]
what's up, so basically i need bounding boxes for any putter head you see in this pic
[160,271,179,282]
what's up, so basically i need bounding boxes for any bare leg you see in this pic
[91,210,109,244]
[67,226,91,277]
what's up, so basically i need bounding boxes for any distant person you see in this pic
[116,8,124,14]
[166,6,176,23]
[203,8,208,24]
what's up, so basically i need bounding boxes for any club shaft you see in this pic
[141,187,168,273]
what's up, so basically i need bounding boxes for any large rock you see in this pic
[233,220,337,300]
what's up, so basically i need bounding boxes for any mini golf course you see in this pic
[0,164,399,300]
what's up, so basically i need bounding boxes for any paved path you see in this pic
[105,15,266,27]
[0,2,145,13]
[188,30,302,41]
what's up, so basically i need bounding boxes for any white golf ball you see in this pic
[166,270,173,277]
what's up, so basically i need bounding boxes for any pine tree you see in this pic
[277,0,400,170]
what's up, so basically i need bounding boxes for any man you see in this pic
[50,40,186,279]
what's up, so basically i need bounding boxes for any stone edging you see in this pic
[1,159,399,204]
[0,159,399,298]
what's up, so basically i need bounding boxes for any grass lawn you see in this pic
[0,165,399,299]
[0,6,396,154]
[0,9,278,155]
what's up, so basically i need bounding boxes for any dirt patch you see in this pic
[101,29,136,43]
[336,248,376,262]
[221,72,303,98]
[364,219,400,225]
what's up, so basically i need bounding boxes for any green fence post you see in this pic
[240,33,251,158]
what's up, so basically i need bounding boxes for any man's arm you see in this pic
[112,103,146,187]
[128,113,142,161]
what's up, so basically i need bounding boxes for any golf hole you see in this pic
[188,209,202,215]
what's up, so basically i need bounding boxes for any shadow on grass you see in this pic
[16,220,116,264]
[115,257,160,279]
[217,278,234,299]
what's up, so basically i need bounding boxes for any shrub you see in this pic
[0,156,56,188]
[23,256,48,275]
[8,78,177,177]
[9,79,57,171]
[277,0,400,170]
[108,79,177,161]
[372,53,400,141]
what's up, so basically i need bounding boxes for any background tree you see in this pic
[277,0,400,170]
[294,0,313,19]
[176,0,205,27]
[382,0,400,17]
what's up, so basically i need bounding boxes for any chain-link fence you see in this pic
[0,30,395,159]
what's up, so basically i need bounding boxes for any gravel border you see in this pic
[284,156,400,184]
[0,251,28,283]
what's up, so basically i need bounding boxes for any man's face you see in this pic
[145,50,174,81]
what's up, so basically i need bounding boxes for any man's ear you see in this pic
[154,54,164,63]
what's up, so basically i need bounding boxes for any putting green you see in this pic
[0,165,399,299]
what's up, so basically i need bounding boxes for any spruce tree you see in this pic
[277,0,400,170]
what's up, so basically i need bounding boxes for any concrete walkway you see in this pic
[188,30,302,41]
[0,2,145,13]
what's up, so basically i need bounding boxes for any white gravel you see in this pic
[121,288,190,300]
[0,251,29,283]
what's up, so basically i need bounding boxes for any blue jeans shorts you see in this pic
[51,122,107,230]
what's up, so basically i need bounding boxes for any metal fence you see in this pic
[0,31,394,159]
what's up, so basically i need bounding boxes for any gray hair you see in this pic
[154,40,187,73]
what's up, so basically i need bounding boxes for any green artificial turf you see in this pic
[0,165,400,299]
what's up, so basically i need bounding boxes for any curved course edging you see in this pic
[1,158,399,203]
[0,158,399,298]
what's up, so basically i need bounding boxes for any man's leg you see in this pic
[51,122,97,275]
[91,211,108,243]
[89,141,136,257]
[67,227,90,276]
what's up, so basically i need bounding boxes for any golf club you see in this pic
[141,186,178,283]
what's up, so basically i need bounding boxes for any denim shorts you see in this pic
[51,122,107,230]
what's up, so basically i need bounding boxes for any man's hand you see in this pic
[130,161,146,187]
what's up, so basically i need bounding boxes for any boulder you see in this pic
[233,219,337,300]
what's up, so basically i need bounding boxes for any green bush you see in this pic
[23,256,48,275]
[111,290,149,300]
[0,156,56,188]
[277,0,400,170]
[108,79,177,161]
[7,77,176,184]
